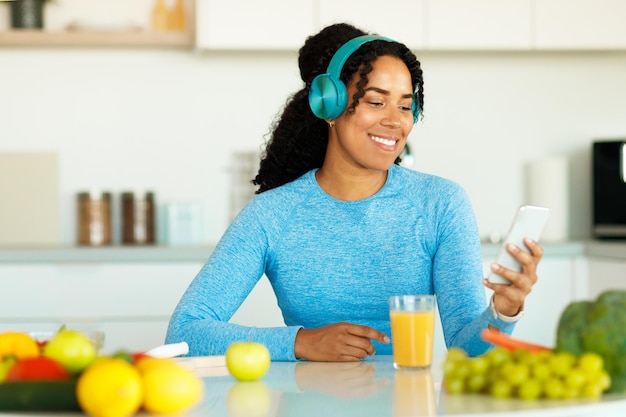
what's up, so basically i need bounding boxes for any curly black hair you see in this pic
[252,23,424,194]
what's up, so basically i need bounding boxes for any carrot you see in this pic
[481,329,552,354]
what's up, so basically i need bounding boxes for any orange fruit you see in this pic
[0,332,40,361]
[136,357,203,414]
[76,357,144,417]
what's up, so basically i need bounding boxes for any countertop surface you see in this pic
[0,357,624,417]
[184,355,624,417]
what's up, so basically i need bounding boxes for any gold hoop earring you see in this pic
[327,121,335,128]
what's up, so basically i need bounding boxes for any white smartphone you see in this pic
[487,205,550,284]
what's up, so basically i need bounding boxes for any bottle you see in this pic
[121,191,156,245]
[168,0,186,32]
[77,191,112,246]
[152,0,169,32]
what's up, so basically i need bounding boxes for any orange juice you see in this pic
[390,310,435,369]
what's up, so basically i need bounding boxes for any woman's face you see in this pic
[330,55,415,172]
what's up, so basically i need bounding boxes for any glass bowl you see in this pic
[28,329,105,352]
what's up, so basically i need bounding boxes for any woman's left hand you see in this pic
[482,238,544,316]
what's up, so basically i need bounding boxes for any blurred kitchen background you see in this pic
[2,0,625,247]
[1,0,626,353]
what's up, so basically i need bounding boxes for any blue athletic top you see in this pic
[166,164,515,360]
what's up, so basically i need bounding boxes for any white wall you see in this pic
[2,48,626,245]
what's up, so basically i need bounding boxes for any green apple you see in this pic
[225,342,270,382]
[42,330,97,374]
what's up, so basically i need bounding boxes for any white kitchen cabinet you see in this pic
[318,0,426,50]
[535,0,626,50]
[195,0,315,50]
[426,0,532,50]
[0,262,284,354]
[586,257,626,298]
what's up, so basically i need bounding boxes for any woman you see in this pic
[165,23,543,362]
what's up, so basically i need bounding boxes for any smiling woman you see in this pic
[165,22,545,364]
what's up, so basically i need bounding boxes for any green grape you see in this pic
[580,382,603,400]
[504,362,529,387]
[453,358,471,380]
[530,361,552,382]
[469,356,490,375]
[548,351,576,377]
[490,379,513,399]
[467,373,488,393]
[446,347,468,362]
[544,377,566,400]
[564,368,587,390]
[445,377,466,395]
[562,386,580,400]
[595,370,612,392]
[442,359,458,379]
[577,352,604,375]
[518,379,542,401]
[486,347,511,367]
[512,348,540,366]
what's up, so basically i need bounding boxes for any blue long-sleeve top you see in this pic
[166,164,516,360]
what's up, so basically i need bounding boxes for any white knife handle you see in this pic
[145,341,189,358]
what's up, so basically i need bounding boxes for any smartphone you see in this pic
[487,205,550,284]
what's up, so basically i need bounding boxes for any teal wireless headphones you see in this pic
[308,35,420,123]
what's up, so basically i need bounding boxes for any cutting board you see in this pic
[0,152,60,246]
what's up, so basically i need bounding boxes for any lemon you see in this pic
[137,357,203,414]
[76,357,144,417]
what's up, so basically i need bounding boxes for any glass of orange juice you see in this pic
[388,295,435,370]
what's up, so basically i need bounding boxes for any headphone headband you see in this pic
[326,35,395,81]
[308,35,420,122]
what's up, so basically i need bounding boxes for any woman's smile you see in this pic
[370,134,398,151]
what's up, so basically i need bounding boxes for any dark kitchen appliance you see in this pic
[593,140,626,239]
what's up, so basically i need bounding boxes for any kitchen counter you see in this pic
[2,356,624,417]
[5,355,621,417]
[188,355,623,417]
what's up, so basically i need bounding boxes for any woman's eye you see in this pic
[369,101,384,107]
[400,105,412,111]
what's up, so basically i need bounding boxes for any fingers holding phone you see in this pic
[487,205,549,285]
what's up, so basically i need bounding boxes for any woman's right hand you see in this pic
[294,322,390,361]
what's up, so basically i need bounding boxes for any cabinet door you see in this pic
[586,258,626,298]
[318,0,426,50]
[535,0,626,49]
[0,263,201,319]
[427,0,532,50]
[196,0,315,50]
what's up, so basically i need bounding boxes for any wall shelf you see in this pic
[0,29,194,47]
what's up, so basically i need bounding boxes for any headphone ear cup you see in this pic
[309,74,348,120]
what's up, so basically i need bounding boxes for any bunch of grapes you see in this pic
[442,347,611,400]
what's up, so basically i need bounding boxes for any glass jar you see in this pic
[121,191,155,245]
[77,191,112,246]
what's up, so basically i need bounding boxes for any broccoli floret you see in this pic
[555,301,592,356]
[555,289,626,393]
